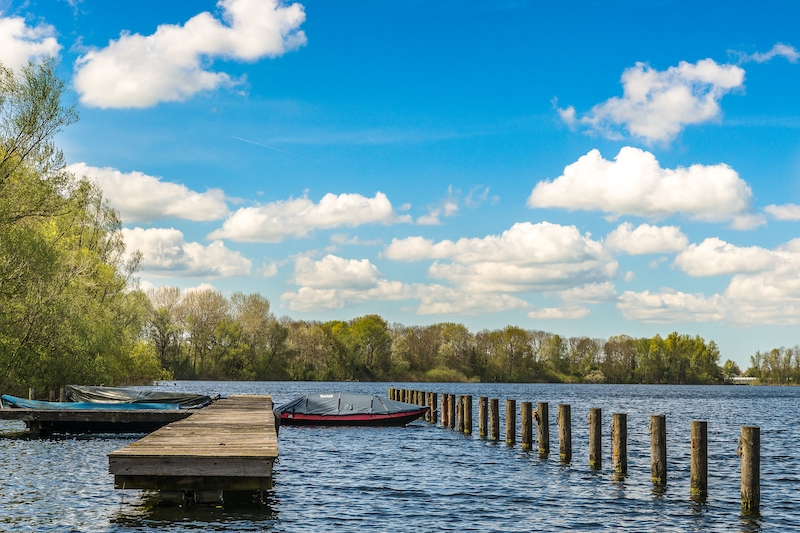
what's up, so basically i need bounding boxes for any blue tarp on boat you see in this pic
[0,395,181,411]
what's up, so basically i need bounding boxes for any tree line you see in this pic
[144,285,726,385]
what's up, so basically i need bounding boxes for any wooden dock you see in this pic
[108,395,279,493]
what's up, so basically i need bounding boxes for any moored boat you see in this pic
[275,393,428,427]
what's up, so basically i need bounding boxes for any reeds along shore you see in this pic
[388,388,762,514]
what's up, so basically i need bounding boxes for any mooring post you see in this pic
[558,404,572,463]
[425,392,431,422]
[506,399,516,446]
[612,413,628,475]
[650,415,667,484]
[690,420,708,497]
[441,394,449,427]
[479,396,488,438]
[59,387,66,403]
[28,388,36,400]
[456,395,464,432]
[430,392,438,424]
[48,389,56,402]
[521,401,533,450]
[464,395,473,435]
[537,402,550,456]
[490,398,500,441]
[589,407,602,469]
[740,426,760,513]
[448,394,456,429]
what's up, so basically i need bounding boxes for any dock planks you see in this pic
[108,395,278,491]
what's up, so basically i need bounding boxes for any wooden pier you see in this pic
[108,395,278,493]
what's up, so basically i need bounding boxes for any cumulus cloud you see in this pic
[122,227,251,277]
[0,14,61,70]
[733,43,799,64]
[386,221,617,293]
[414,285,528,315]
[417,186,460,225]
[555,59,744,143]
[605,222,688,255]
[765,203,800,221]
[617,289,725,323]
[68,162,228,222]
[528,306,590,320]
[209,192,411,242]
[528,147,756,226]
[73,0,306,108]
[559,282,617,303]
[673,238,777,276]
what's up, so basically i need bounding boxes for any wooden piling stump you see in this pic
[59,387,66,403]
[479,396,488,438]
[430,392,438,424]
[690,420,707,497]
[28,388,36,400]
[521,402,533,450]
[589,407,602,470]
[506,399,516,446]
[538,402,550,456]
[612,413,627,475]
[740,426,760,513]
[464,395,472,435]
[448,394,456,430]
[558,404,572,463]
[650,415,667,484]
[456,396,464,432]
[490,398,500,441]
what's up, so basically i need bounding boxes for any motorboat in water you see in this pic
[275,393,428,427]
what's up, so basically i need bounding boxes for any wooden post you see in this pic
[59,387,66,403]
[49,389,56,402]
[589,407,602,469]
[388,387,393,400]
[479,396,488,438]
[741,426,760,513]
[612,413,627,475]
[537,402,550,456]
[690,421,707,497]
[490,398,500,441]
[464,395,472,435]
[521,402,533,450]
[505,399,516,446]
[425,392,431,422]
[650,415,667,484]
[28,388,36,400]
[558,404,572,463]
[430,392,438,424]
[456,395,464,432]
[448,394,456,429]
[441,394,449,427]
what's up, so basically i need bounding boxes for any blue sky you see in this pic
[4,0,800,366]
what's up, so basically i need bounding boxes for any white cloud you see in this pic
[417,186,460,225]
[765,203,800,221]
[674,238,777,277]
[209,192,411,242]
[330,233,382,246]
[605,222,688,255]
[528,147,755,226]
[0,14,61,70]
[122,227,251,277]
[559,282,617,303]
[68,162,228,222]
[624,271,635,282]
[734,43,799,64]
[617,289,725,323]
[527,306,590,320]
[260,262,279,277]
[414,285,528,315]
[386,221,617,293]
[73,0,306,108]
[556,59,744,143]
[293,255,382,290]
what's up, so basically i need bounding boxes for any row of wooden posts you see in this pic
[28,388,67,402]
[388,388,761,512]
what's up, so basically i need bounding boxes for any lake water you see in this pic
[1,382,798,532]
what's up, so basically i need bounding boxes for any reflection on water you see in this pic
[1,382,798,532]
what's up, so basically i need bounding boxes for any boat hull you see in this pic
[280,407,428,427]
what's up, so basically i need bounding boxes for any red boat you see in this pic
[275,393,429,427]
